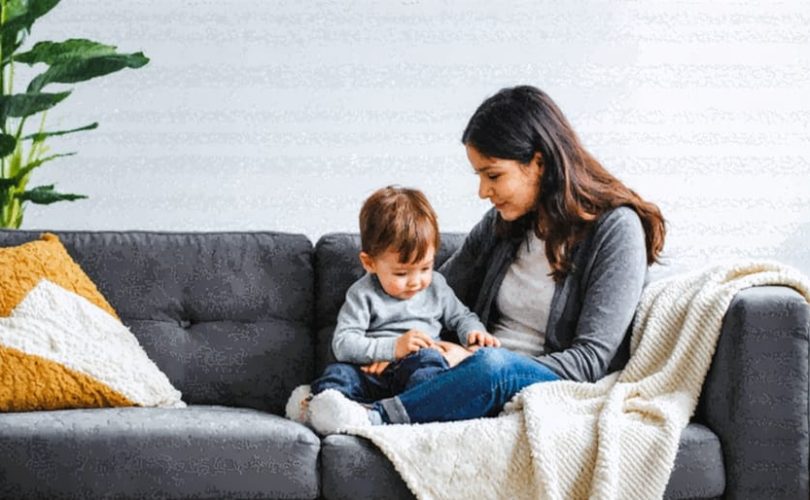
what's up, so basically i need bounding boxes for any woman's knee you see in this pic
[470,347,512,376]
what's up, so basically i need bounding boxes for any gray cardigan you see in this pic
[439,206,648,382]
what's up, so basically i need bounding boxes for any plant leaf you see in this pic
[0,133,16,157]
[14,39,117,65]
[0,153,73,188]
[1,1,30,21]
[0,0,60,31]
[27,52,149,92]
[17,184,86,204]
[23,122,98,141]
[0,0,61,61]
[0,91,70,119]
[15,152,75,180]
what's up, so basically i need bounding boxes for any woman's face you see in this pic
[466,145,543,221]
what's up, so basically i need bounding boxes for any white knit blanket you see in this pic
[345,260,810,500]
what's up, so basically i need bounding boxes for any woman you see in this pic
[309,85,666,432]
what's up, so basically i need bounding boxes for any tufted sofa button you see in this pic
[179,319,191,329]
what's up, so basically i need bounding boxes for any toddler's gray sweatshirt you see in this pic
[331,272,486,364]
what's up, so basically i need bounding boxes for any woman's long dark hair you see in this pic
[462,85,666,281]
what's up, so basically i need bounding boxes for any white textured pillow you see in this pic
[0,279,184,411]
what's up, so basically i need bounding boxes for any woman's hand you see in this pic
[436,341,473,367]
[394,329,437,359]
[361,360,391,376]
[467,330,501,348]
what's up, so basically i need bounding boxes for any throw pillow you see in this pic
[0,233,185,411]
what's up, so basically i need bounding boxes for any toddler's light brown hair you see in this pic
[359,186,440,264]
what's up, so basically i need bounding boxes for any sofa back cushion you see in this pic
[313,232,465,374]
[0,230,314,415]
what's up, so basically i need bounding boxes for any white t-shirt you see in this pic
[490,231,556,357]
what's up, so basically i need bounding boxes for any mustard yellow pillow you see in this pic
[0,233,184,411]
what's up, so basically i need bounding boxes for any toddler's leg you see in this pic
[388,348,449,393]
[311,363,369,402]
[311,362,391,403]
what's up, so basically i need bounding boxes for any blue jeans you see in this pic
[311,348,449,404]
[372,347,560,423]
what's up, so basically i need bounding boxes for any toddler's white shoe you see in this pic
[308,389,372,435]
[285,384,312,424]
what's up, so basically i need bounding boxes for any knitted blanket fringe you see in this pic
[345,260,810,500]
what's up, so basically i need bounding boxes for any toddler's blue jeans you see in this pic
[372,347,560,424]
[311,347,449,404]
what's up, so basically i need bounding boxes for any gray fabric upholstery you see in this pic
[320,423,724,500]
[0,230,315,415]
[0,406,320,499]
[321,434,413,500]
[664,423,726,499]
[313,233,464,375]
[697,285,810,499]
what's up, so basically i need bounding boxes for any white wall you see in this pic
[18,0,810,279]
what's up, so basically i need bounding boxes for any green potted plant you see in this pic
[0,0,148,228]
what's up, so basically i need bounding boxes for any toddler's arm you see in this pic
[435,272,487,346]
[331,285,398,364]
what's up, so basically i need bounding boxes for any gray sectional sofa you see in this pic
[0,229,807,499]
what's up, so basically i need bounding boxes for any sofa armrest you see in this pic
[697,285,809,499]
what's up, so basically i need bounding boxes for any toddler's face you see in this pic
[361,246,435,300]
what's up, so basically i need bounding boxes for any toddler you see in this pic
[286,186,500,431]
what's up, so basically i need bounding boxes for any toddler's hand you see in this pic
[361,360,391,376]
[394,329,436,359]
[467,330,501,348]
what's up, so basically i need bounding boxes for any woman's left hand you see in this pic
[436,341,473,367]
[467,330,502,348]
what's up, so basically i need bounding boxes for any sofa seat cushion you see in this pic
[664,423,726,498]
[320,422,724,500]
[0,405,320,499]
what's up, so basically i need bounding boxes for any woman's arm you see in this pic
[536,208,648,382]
